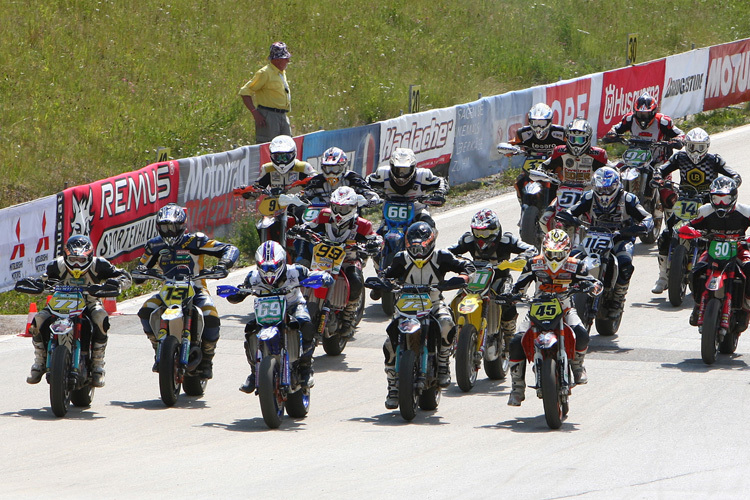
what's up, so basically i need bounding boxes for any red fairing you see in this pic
[356,217,374,237]
[521,324,576,362]
[313,208,333,225]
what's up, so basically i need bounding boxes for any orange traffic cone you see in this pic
[19,302,37,337]
[103,296,121,316]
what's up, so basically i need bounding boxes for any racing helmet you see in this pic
[64,235,95,279]
[592,166,622,212]
[541,229,571,274]
[528,103,554,140]
[405,221,437,267]
[565,118,593,157]
[329,186,359,229]
[389,148,417,186]
[269,135,297,175]
[255,241,287,286]
[156,203,187,247]
[320,147,349,184]
[470,209,501,249]
[709,176,738,218]
[634,92,658,129]
[684,127,710,164]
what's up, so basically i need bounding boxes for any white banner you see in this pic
[661,48,709,118]
[378,107,456,173]
[0,196,58,292]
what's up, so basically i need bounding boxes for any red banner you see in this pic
[60,161,179,263]
[545,77,594,127]
[704,38,750,111]
[598,60,665,137]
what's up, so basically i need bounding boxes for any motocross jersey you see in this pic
[512,255,594,304]
[688,203,750,238]
[304,171,380,206]
[256,160,316,191]
[137,232,239,289]
[367,166,448,211]
[303,209,383,261]
[610,112,683,142]
[43,257,132,308]
[659,151,741,194]
[239,264,312,307]
[385,249,476,302]
[511,124,566,156]
[542,145,609,186]
[567,191,653,233]
[449,232,536,279]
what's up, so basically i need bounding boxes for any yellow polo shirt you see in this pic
[239,63,291,111]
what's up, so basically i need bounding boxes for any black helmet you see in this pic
[405,221,437,264]
[709,176,738,218]
[64,235,94,278]
[156,203,187,246]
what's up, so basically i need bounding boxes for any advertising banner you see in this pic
[449,88,534,185]
[301,124,380,177]
[598,59,666,138]
[177,145,259,239]
[379,107,456,177]
[0,196,58,292]
[704,38,750,111]
[59,161,179,264]
[661,49,709,118]
[542,74,604,129]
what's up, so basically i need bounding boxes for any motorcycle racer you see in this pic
[303,147,380,206]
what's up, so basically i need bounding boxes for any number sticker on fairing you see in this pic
[159,282,195,307]
[396,293,433,313]
[302,206,322,223]
[254,296,286,326]
[49,292,86,316]
[257,196,281,216]
[311,242,346,273]
[708,240,737,260]
[529,299,563,322]
[672,199,699,221]
[466,268,493,292]
[622,148,652,166]
[384,202,413,223]
[557,186,584,210]
[522,156,546,172]
[581,231,614,257]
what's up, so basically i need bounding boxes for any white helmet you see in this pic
[255,241,287,286]
[684,127,710,164]
[528,103,554,140]
[269,135,297,174]
[389,148,417,186]
[329,186,359,228]
[320,147,349,183]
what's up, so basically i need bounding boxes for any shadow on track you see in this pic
[313,353,362,373]
[661,354,749,372]
[109,397,208,410]
[1,407,103,420]
[480,415,580,433]
[201,417,306,433]
[348,411,448,426]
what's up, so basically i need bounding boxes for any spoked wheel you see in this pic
[50,345,73,418]
[641,211,662,244]
[701,298,722,365]
[258,356,284,429]
[455,324,480,392]
[286,388,310,418]
[483,332,507,380]
[398,350,419,421]
[668,244,688,307]
[158,336,181,407]
[541,357,563,429]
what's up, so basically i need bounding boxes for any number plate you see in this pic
[708,240,737,260]
[384,202,413,223]
[622,148,652,166]
[466,268,493,292]
[302,206,322,223]
[673,199,700,221]
[581,231,614,257]
[255,296,286,326]
[556,186,584,210]
[522,156,546,172]
[49,291,86,316]
[396,293,432,313]
[311,242,346,273]
[529,299,563,322]
[256,196,281,216]
[159,281,195,307]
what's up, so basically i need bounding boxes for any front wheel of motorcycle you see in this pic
[49,345,72,418]
[455,324,479,392]
[398,350,419,421]
[258,356,284,429]
[668,244,688,307]
[640,212,662,245]
[541,357,563,430]
[286,388,310,418]
[158,335,181,407]
[701,298,722,365]
[519,205,541,248]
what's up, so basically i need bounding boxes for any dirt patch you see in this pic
[0,315,30,336]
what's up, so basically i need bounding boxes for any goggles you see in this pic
[406,241,432,258]
[568,135,588,146]
[322,163,345,175]
[472,228,497,239]
[391,165,414,178]
[271,152,295,165]
[711,193,734,207]
[530,119,549,129]
[331,204,355,215]
[544,249,568,262]
[687,143,708,155]
[66,255,89,266]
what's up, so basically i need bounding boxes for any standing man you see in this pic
[239,41,292,144]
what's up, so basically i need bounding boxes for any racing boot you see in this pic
[689,303,701,327]
[507,359,526,406]
[608,282,629,319]
[500,319,517,357]
[298,355,315,389]
[571,349,588,385]
[339,301,359,339]
[385,368,399,409]
[437,348,451,388]
[146,333,159,372]
[27,340,47,384]
[198,339,217,379]
[651,255,668,294]
[239,338,256,393]
[91,342,107,388]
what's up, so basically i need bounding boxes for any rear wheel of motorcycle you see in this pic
[70,382,95,408]
[381,291,395,317]
[520,206,541,248]
[258,356,284,429]
[158,336,181,407]
[398,350,419,421]
[322,333,347,356]
[483,333,507,380]
[354,287,366,326]
[49,345,72,418]
[668,244,688,307]
[641,215,662,244]
[183,374,207,396]
[541,357,563,430]
[719,328,739,354]
[701,298,721,365]
[595,313,621,337]
[573,293,594,330]
[286,388,310,418]
[418,385,441,411]
[455,324,479,392]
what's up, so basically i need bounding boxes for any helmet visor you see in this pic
[544,249,568,263]
[406,240,432,258]
[322,163,345,176]
[66,255,89,267]
[391,165,413,179]
[711,193,734,208]
[472,228,497,240]
[331,204,355,216]
[158,222,184,238]
[271,152,295,165]
[568,135,588,146]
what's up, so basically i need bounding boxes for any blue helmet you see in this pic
[592,166,621,211]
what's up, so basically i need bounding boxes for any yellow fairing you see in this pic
[257,196,281,216]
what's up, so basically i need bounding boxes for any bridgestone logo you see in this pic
[664,74,704,98]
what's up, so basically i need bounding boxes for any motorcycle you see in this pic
[529,169,588,247]
[293,227,370,356]
[14,278,120,417]
[666,184,708,307]
[364,277,464,421]
[679,228,749,365]
[131,266,228,407]
[217,273,328,429]
[498,283,595,429]
[497,142,552,248]
[451,258,526,392]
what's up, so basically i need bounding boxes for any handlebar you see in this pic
[14,278,120,298]
[131,267,228,282]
